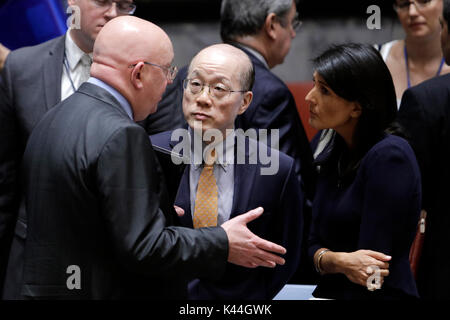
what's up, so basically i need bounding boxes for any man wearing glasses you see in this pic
[17,16,286,300]
[219,0,316,285]
[0,0,137,299]
[159,0,316,284]
[151,43,304,300]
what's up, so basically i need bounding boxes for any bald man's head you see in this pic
[90,16,175,121]
[183,44,254,136]
[92,16,173,69]
[188,44,254,91]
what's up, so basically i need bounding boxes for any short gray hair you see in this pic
[220,0,294,43]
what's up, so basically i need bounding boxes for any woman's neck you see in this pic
[404,34,443,64]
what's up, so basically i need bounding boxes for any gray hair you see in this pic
[220,0,294,42]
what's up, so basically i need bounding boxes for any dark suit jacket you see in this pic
[235,47,315,202]
[0,35,184,298]
[151,130,304,300]
[19,82,228,299]
[397,74,450,299]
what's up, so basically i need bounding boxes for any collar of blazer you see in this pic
[76,82,131,120]
[43,35,66,111]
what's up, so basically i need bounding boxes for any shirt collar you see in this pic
[189,127,235,172]
[65,30,93,71]
[87,77,134,120]
[232,42,270,69]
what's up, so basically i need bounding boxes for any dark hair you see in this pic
[444,0,450,27]
[220,0,293,43]
[313,43,401,182]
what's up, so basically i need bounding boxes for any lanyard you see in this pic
[404,45,445,89]
[63,52,77,93]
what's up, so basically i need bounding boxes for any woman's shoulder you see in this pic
[370,134,412,153]
[364,134,416,165]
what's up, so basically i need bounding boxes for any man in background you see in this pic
[397,0,450,300]
[0,43,9,70]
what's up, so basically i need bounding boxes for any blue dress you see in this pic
[309,134,421,299]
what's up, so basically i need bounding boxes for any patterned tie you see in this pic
[193,152,218,228]
[79,54,92,87]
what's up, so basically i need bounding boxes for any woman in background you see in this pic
[379,0,450,108]
[306,43,421,300]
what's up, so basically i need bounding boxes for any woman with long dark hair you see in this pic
[306,43,421,299]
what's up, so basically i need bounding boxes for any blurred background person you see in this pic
[307,43,421,300]
[379,0,450,108]
[397,0,450,300]
[0,43,9,71]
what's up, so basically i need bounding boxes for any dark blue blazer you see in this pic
[309,134,421,300]
[397,73,450,299]
[151,131,304,300]
[235,47,315,202]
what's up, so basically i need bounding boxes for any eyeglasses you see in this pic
[91,0,136,15]
[393,0,434,12]
[291,13,303,31]
[276,12,303,32]
[129,62,178,81]
[183,79,248,99]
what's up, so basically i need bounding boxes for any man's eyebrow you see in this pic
[189,70,232,83]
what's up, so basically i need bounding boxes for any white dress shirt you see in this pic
[61,31,93,101]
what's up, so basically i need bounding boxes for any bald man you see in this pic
[151,44,304,299]
[18,17,286,300]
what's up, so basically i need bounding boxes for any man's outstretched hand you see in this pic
[221,207,286,268]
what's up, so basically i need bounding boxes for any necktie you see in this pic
[79,54,92,87]
[193,154,218,228]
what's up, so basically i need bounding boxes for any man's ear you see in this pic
[264,13,278,40]
[67,0,76,6]
[350,102,362,119]
[130,62,144,90]
[238,91,253,115]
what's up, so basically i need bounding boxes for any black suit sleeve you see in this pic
[265,160,304,298]
[96,125,228,280]
[251,88,316,202]
[398,89,437,211]
[0,63,21,289]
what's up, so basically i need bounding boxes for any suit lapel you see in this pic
[43,35,65,110]
[230,134,258,219]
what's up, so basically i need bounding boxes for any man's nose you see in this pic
[105,2,119,18]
